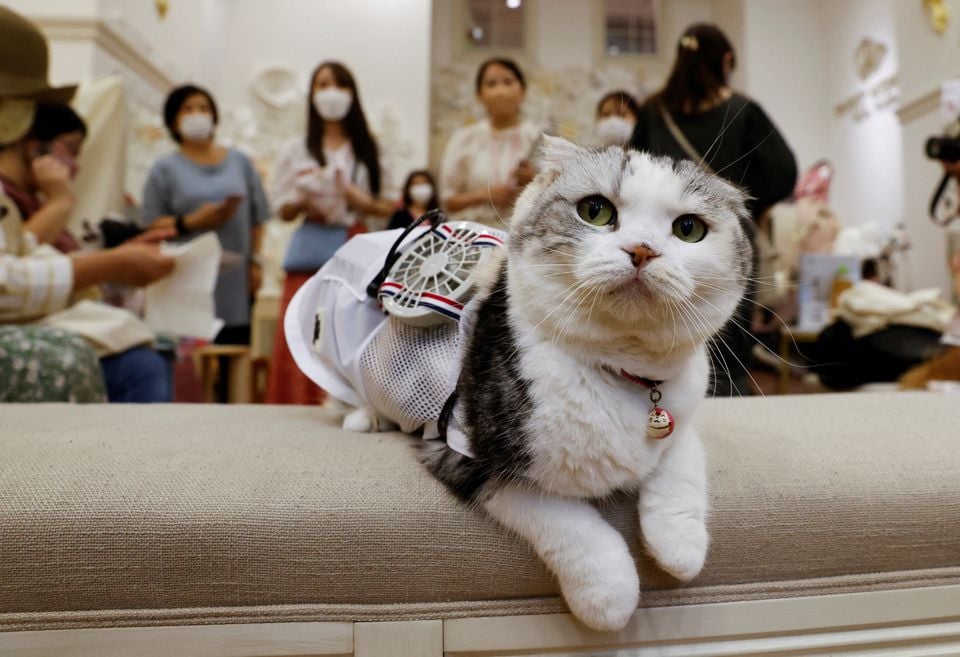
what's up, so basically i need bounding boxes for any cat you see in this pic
[348,136,753,631]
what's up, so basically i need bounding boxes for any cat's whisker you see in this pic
[687,288,820,372]
[701,99,749,169]
[515,277,595,352]
[551,282,597,349]
[694,281,818,361]
[673,295,736,395]
[662,298,679,355]
[698,275,796,287]
[508,226,581,260]
[521,263,579,271]
[584,285,604,333]
[712,129,777,178]
[681,292,767,397]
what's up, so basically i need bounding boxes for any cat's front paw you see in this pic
[342,407,393,433]
[559,551,639,632]
[641,511,708,582]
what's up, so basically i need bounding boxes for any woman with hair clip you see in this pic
[630,23,798,397]
[265,60,392,405]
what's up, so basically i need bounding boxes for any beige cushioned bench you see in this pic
[1,392,959,656]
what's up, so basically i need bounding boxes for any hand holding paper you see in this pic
[144,233,224,339]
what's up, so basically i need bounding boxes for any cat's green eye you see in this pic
[576,196,617,227]
[672,214,708,242]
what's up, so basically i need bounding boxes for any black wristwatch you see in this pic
[174,213,189,236]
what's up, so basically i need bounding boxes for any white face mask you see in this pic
[409,183,433,205]
[179,112,214,143]
[595,116,635,146]
[313,88,353,121]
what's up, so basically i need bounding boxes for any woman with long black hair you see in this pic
[266,61,392,405]
[630,24,798,397]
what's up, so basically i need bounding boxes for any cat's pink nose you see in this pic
[624,244,660,268]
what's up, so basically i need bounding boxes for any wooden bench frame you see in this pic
[5,584,960,656]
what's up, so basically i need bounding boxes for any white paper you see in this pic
[144,233,224,339]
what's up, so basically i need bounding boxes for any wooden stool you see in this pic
[250,357,270,403]
[193,344,251,403]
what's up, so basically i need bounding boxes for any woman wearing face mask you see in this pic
[440,58,541,228]
[142,84,270,361]
[265,61,392,405]
[630,23,797,397]
[388,170,439,230]
[595,90,640,146]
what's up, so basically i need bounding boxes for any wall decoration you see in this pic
[923,0,950,36]
[833,37,900,122]
[249,66,301,110]
[854,38,887,80]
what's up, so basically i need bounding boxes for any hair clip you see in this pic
[679,35,699,51]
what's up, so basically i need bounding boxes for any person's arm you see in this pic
[149,200,241,235]
[245,152,272,226]
[440,128,488,212]
[0,245,171,324]
[71,243,174,289]
[440,130,520,212]
[22,155,75,245]
[445,189,492,213]
[142,159,241,235]
[741,100,798,218]
[270,140,312,222]
[248,223,264,299]
[942,160,960,184]
[0,251,74,321]
[342,182,394,218]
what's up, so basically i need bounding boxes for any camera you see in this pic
[926,136,960,162]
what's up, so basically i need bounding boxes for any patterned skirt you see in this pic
[0,325,107,402]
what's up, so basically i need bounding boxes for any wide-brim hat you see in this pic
[0,6,77,143]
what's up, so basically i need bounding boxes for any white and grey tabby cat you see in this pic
[365,136,752,631]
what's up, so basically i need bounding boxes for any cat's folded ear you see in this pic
[535,135,587,179]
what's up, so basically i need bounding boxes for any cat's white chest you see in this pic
[519,347,698,498]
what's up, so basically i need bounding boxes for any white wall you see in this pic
[535,0,594,71]
[736,0,903,235]
[217,0,432,181]
[3,0,98,19]
[894,0,960,293]
[738,0,828,173]
[96,0,211,84]
[817,0,903,237]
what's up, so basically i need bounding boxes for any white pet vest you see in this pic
[286,222,507,455]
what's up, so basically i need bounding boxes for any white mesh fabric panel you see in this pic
[359,318,461,434]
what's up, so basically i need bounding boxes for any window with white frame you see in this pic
[605,0,658,56]
[464,0,526,50]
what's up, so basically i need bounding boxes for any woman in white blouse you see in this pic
[440,58,541,228]
[266,60,392,405]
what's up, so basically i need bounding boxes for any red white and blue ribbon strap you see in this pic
[378,281,466,321]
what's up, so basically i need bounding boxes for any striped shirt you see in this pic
[0,192,73,322]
